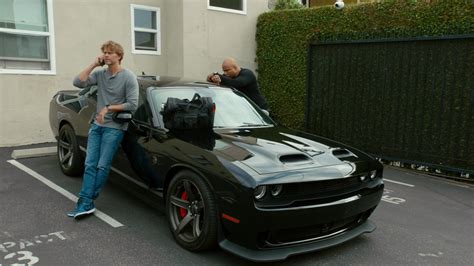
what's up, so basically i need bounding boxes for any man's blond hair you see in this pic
[101,40,124,63]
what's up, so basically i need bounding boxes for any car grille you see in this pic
[285,176,362,196]
[254,176,369,209]
[258,208,374,248]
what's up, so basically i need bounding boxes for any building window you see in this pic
[208,0,247,15]
[0,0,56,74]
[131,4,160,55]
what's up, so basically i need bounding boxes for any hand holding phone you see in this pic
[96,56,105,67]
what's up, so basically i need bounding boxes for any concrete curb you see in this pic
[11,146,57,159]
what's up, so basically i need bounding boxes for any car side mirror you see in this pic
[136,123,149,137]
[113,111,133,123]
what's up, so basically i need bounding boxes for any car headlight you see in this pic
[254,186,266,200]
[370,170,377,179]
[360,170,378,182]
[270,184,283,197]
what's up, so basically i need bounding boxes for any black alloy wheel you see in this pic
[166,170,217,251]
[57,124,84,176]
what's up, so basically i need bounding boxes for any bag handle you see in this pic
[191,93,201,102]
[174,93,204,111]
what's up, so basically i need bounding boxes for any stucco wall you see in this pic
[0,76,59,146]
[182,0,269,79]
[0,0,269,147]
[163,0,184,77]
[0,0,166,146]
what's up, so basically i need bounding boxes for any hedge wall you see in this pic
[256,0,474,130]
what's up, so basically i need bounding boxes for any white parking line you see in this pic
[384,178,415,187]
[7,160,124,228]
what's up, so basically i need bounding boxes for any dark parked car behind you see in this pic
[49,75,384,262]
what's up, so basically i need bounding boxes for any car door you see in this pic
[112,88,168,190]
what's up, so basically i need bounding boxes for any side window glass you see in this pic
[134,90,151,124]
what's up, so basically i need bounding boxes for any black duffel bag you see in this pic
[161,93,215,130]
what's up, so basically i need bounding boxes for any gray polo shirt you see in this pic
[73,68,139,130]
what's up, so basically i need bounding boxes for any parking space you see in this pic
[1,144,473,265]
[0,146,244,265]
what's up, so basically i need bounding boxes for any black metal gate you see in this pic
[306,35,474,174]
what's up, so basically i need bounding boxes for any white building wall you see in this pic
[181,0,269,79]
[0,0,166,146]
[163,0,184,77]
[0,0,269,147]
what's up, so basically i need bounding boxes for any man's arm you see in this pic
[73,56,102,88]
[105,76,139,113]
[122,76,139,112]
[219,70,253,88]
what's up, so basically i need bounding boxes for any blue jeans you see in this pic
[78,123,124,205]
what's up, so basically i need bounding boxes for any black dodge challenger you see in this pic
[49,76,384,262]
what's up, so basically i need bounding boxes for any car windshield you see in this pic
[150,87,273,128]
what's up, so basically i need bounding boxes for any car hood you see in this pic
[211,126,374,176]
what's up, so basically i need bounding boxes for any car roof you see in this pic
[137,75,220,90]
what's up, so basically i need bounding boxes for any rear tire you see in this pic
[166,170,218,251]
[57,124,84,176]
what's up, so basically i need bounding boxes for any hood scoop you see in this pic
[279,154,311,164]
[331,148,358,160]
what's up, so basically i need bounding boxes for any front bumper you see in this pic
[218,182,383,262]
[220,219,376,262]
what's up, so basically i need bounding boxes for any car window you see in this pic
[149,87,273,128]
[134,90,152,124]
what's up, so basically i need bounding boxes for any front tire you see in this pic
[166,170,218,251]
[57,124,84,176]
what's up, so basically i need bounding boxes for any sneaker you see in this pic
[67,202,95,218]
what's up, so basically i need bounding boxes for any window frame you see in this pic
[130,4,161,56]
[0,0,56,75]
[207,0,247,15]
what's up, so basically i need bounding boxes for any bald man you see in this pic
[207,58,269,111]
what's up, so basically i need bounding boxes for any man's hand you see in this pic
[207,73,217,82]
[94,55,105,67]
[211,74,221,84]
[96,106,108,124]
[207,73,221,85]
[206,73,214,82]
[211,75,221,84]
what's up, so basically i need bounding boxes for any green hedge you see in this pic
[256,0,474,129]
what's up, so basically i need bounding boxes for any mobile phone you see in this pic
[99,58,105,66]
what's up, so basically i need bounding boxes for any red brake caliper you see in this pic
[179,191,188,218]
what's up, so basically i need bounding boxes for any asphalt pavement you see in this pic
[1,143,473,265]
